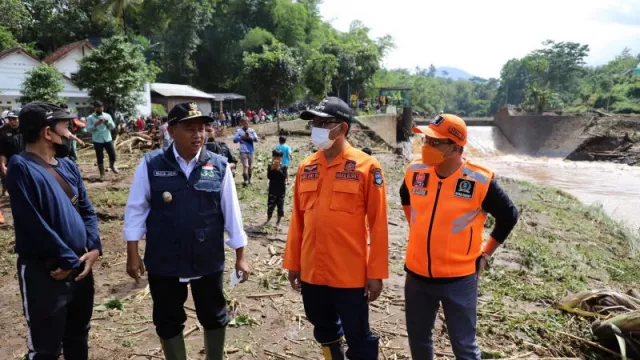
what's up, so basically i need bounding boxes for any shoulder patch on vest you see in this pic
[154,170,178,177]
[412,172,429,188]
[454,178,476,199]
[372,168,383,187]
[201,163,216,178]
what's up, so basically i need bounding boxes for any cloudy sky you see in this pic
[319,0,640,79]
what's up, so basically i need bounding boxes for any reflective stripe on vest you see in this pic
[404,160,493,278]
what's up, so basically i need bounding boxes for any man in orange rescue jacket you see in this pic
[400,114,518,360]
[283,97,389,360]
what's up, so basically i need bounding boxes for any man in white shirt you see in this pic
[123,102,249,360]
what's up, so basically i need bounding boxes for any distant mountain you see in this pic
[436,67,477,80]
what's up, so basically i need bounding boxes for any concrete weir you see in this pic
[494,108,594,158]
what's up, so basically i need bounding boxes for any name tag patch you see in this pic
[335,171,359,181]
[454,178,476,199]
[411,189,427,196]
[154,170,178,177]
[412,172,429,188]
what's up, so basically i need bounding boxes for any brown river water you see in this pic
[419,126,640,231]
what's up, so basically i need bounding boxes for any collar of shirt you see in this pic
[172,145,201,178]
[316,143,352,168]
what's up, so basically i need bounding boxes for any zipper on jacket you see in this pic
[466,228,473,255]
[426,182,442,278]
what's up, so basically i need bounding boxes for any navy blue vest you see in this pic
[144,145,227,278]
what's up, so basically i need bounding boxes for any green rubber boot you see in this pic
[160,333,187,360]
[204,328,226,360]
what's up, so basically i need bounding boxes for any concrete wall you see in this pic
[250,119,309,136]
[354,114,397,147]
[494,108,594,157]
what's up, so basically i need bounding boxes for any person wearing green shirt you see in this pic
[87,100,119,181]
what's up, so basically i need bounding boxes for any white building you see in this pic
[0,39,151,117]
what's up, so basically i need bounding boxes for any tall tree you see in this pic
[96,0,142,30]
[19,64,65,104]
[73,35,158,119]
[305,52,338,100]
[244,43,301,131]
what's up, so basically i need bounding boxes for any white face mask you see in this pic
[311,125,340,149]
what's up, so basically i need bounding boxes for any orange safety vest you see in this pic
[404,159,494,278]
[283,144,389,288]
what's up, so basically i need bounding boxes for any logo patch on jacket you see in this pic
[412,172,429,188]
[200,163,215,178]
[302,164,319,181]
[372,168,383,187]
[344,160,356,172]
[304,164,318,173]
[454,178,475,199]
[154,170,178,177]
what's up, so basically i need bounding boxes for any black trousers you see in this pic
[148,272,229,340]
[301,282,379,360]
[17,258,94,360]
[267,191,285,217]
[93,141,116,166]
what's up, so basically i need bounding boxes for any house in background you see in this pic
[0,39,151,117]
[0,47,90,114]
[151,83,215,115]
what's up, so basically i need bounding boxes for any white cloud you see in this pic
[320,0,640,78]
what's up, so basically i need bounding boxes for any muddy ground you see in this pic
[0,125,638,359]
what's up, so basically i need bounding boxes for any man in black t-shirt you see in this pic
[0,111,23,222]
[204,123,237,172]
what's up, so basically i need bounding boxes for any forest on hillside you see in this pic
[2,0,640,116]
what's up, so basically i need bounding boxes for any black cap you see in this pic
[6,111,18,118]
[19,102,75,133]
[300,97,353,123]
[93,100,104,107]
[167,102,214,125]
[59,103,69,109]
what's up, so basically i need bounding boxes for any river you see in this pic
[463,127,640,231]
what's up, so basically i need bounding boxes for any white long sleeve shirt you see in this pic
[124,147,247,281]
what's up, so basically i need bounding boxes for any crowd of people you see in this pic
[2,96,520,360]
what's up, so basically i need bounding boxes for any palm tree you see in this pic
[96,0,142,32]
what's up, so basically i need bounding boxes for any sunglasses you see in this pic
[423,137,454,147]
[309,119,343,128]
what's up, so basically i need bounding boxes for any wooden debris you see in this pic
[246,292,286,299]
[264,349,290,359]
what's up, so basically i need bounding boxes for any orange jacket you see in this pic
[283,144,389,288]
[404,159,493,278]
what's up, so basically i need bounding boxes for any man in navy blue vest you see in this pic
[123,102,249,360]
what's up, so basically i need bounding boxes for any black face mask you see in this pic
[53,137,73,158]
[95,110,103,115]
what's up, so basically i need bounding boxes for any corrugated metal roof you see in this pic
[208,93,246,101]
[151,83,215,99]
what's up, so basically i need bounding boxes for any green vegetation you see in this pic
[477,179,640,358]
[370,41,640,116]
[151,103,167,117]
[4,0,391,110]
[73,35,159,119]
[19,64,65,104]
